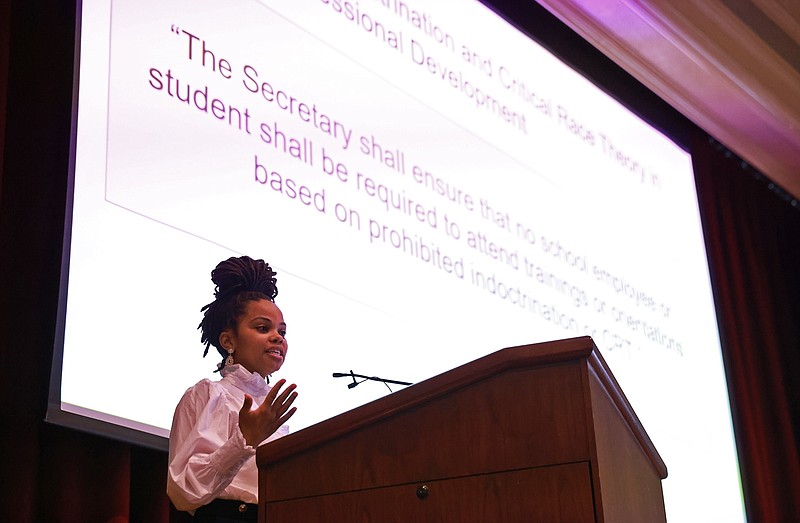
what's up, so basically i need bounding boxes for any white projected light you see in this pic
[56,0,744,521]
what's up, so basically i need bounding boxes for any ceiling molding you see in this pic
[534,0,800,200]
[747,0,800,47]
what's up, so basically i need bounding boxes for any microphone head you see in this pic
[347,382,358,389]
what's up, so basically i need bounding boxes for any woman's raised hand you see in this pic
[238,379,298,448]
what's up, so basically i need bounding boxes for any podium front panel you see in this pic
[264,462,595,522]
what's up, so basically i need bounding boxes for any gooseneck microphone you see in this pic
[332,370,413,391]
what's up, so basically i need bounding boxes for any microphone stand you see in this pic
[333,370,413,392]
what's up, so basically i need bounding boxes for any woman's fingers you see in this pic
[239,394,254,415]
[276,405,297,427]
[239,381,298,447]
[260,379,298,414]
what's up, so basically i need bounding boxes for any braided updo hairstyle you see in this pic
[198,256,279,370]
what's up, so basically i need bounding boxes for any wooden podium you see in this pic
[257,337,667,522]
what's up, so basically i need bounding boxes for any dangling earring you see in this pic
[225,348,235,367]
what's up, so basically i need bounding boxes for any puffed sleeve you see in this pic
[166,380,255,511]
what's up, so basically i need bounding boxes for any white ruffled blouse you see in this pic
[167,364,288,512]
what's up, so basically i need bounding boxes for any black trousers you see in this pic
[192,499,257,523]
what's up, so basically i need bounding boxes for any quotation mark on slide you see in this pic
[171,24,181,34]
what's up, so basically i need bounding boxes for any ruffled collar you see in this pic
[220,364,270,396]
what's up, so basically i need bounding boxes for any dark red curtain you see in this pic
[0,1,169,521]
[693,134,800,521]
